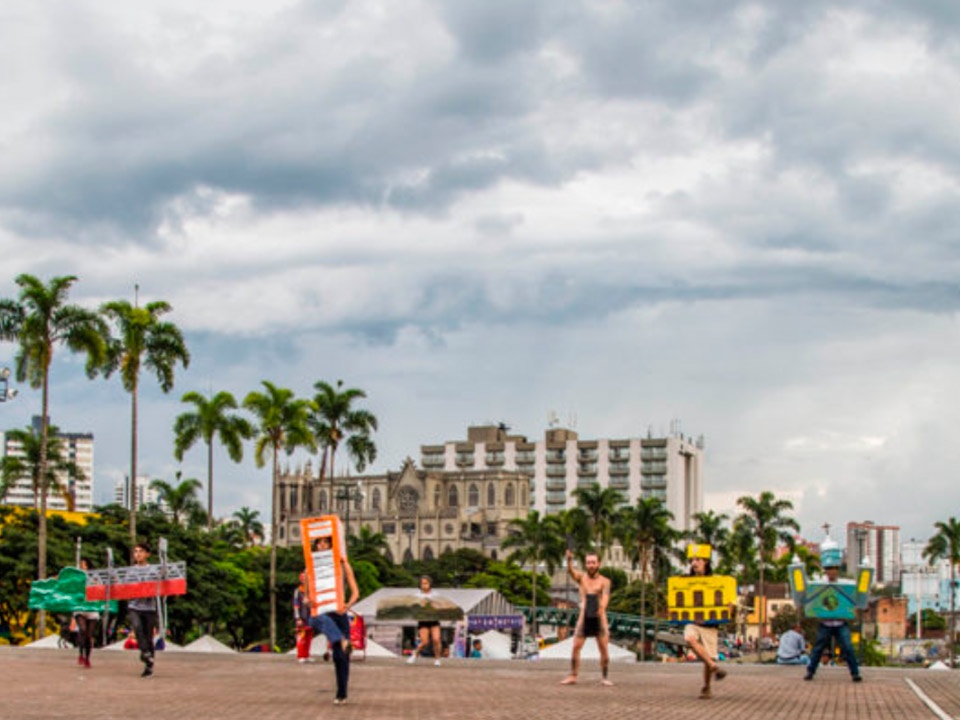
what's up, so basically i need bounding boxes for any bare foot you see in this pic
[560,675,578,685]
[599,679,614,687]
[714,667,726,681]
[699,687,712,699]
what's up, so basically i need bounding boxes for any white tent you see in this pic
[365,638,398,658]
[537,637,636,663]
[184,635,235,653]
[474,630,513,660]
[22,634,69,649]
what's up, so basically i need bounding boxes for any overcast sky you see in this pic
[3,0,960,546]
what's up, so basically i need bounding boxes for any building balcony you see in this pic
[641,449,667,461]
[485,454,505,466]
[608,451,630,462]
[642,462,666,474]
[455,455,475,468]
[421,455,446,468]
[609,478,630,491]
[578,450,598,462]
[545,451,565,463]
[609,465,630,476]
[545,479,567,492]
[546,465,567,478]
[545,491,568,505]
[578,465,597,477]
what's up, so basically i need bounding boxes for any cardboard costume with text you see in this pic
[300,515,346,615]
[787,537,873,621]
[667,543,737,625]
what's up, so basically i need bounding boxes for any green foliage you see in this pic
[608,580,664,617]
[463,562,550,607]
[861,637,888,667]
[351,559,382,599]
[599,567,627,591]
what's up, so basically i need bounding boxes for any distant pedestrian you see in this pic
[407,575,444,667]
[74,557,100,669]
[294,572,315,664]
[127,543,158,678]
[777,624,810,666]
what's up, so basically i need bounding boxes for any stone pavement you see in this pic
[1,646,956,720]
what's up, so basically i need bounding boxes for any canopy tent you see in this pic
[473,630,512,660]
[21,634,68,649]
[184,635,235,653]
[538,637,636,663]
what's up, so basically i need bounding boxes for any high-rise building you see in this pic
[846,521,901,585]
[420,424,705,532]
[114,475,161,511]
[900,538,953,613]
[1,416,94,512]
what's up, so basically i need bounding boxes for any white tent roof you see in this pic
[474,630,513,660]
[364,638,398,657]
[538,637,636,663]
[184,635,235,653]
[352,587,520,621]
[22,634,68,649]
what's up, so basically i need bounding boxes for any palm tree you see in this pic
[0,424,86,510]
[924,517,960,668]
[572,483,625,554]
[309,380,378,488]
[502,510,565,644]
[232,506,264,547]
[736,491,799,661]
[617,497,676,661]
[688,510,730,553]
[101,297,190,551]
[173,390,254,528]
[351,524,389,560]
[149,473,204,526]
[243,381,315,649]
[0,274,107,593]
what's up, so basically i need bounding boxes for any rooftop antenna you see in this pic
[547,411,559,429]
[134,283,140,308]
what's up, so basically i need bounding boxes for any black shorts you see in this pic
[417,620,440,630]
[578,617,604,638]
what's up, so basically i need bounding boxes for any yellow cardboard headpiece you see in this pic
[686,543,712,560]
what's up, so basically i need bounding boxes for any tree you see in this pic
[616,496,677,661]
[350,524,389,561]
[736,491,799,661]
[243,381,315,650]
[572,484,625,552]
[688,510,731,568]
[308,379,378,488]
[101,298,190,551]
[232,506,264,547]
[0,424,86,510]
[924,517,960,668]
[0,274,107,601]
[173,390,254,528]
[149,474,204,526]
[502,511,564,642]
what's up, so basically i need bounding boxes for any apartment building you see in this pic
[420,424,704,532]
[1,415,94,512]
[846,521,901,585]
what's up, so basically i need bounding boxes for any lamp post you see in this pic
[403,522,416,564]
[334,481,364,546]
[1,367,18,403]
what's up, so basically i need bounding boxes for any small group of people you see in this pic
[560,542,863,698]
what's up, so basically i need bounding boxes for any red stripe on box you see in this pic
[86,579,187,601]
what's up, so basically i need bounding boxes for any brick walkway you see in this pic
[1,646,955,720]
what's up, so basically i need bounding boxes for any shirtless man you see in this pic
[561,549,613,686]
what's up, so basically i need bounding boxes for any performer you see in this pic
[127,542,158,678]
[74,557,100,669]
[307,535,360,705]
[561,549,613,686]
[803,554,863,683]
[407,575,444,666]
[682,551,727,699]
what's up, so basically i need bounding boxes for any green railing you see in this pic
[517,606,659,639]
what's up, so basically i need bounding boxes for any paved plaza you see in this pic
[2,646,958,720]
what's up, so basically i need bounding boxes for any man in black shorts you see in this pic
[561,549,613,686]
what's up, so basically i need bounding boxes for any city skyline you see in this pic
[3,2,960,542]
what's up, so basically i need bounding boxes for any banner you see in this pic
[300,515,345,615]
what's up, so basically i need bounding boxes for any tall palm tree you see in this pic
[617,496,676,661]
[572,483,625,553]
[173,390,254,528]
[232,506,264,547]
[688,510,730,553]
[0,274,107,593]
[736,491,799,661]
[243,381,315,649]
[149,473,203,526]
[101,297,190,551]
[502,510,565,643]
[309,380,378,488]
[351,524,389,560]
[924,517,960,668]
[0,424,86,510]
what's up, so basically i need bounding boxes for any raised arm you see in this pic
[566,549,583,584]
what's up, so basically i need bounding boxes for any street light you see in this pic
[334,481,364,544]
[402,522,416,564]
[0,367,18,403]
